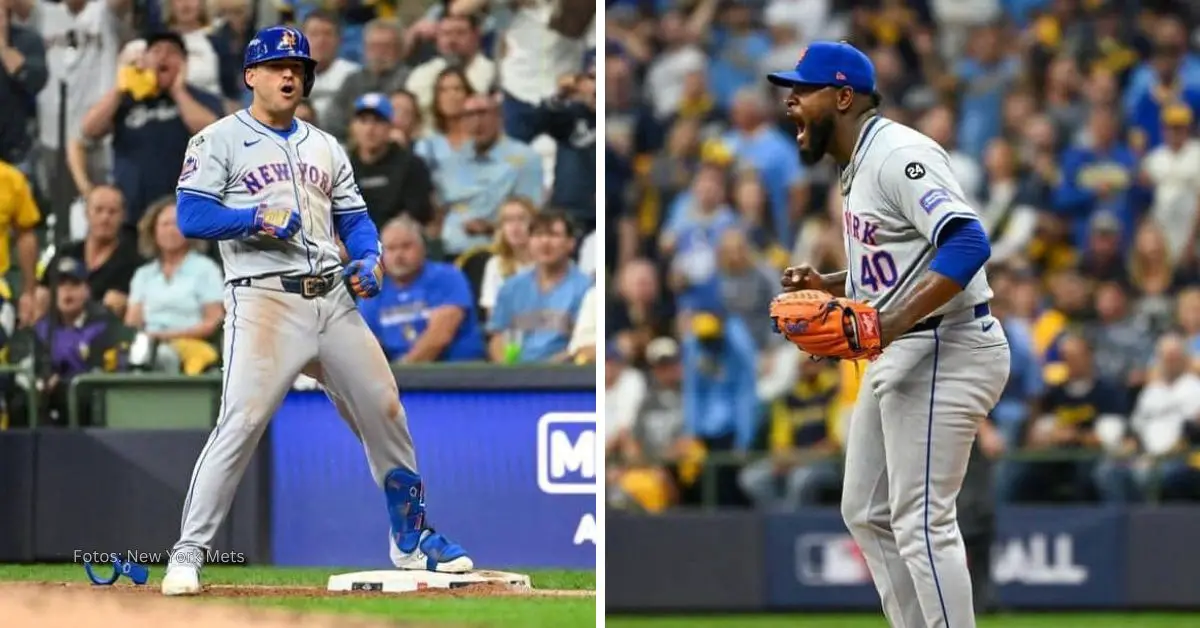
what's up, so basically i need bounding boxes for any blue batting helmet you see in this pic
[243,26,316,97]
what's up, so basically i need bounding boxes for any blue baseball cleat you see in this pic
[389,527,474,573]
[384,468,474,573]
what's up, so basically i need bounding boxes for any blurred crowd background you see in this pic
[603,0,1200,513]
[0,0,597,427]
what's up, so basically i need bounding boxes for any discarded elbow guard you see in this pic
[84,557,150,586]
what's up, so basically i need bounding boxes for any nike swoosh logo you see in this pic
[243,139,261,147]
[982,321,995,333]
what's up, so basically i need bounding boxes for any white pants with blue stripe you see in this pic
[841,313,1009,628]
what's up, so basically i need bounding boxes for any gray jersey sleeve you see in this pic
[877,145,980,246]
[176,129,231,202]
[330,142,367,215]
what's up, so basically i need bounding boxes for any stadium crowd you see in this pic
[0,0,597,427]
[604,0,1200,512]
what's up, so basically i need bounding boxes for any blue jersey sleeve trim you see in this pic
[930,211,978,246]
[176,190,257,240]
[929,217,990,289]
[333,210,380,260]
[177,186,223,202]
[332,205,368,214]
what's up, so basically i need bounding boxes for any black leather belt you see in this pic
[232,272,341,299]
[903,303,990,336]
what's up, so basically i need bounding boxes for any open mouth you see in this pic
[281,84,296,96]
[795,119,806,143]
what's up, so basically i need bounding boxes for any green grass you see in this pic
[0,563,595,627]
[606,613,1200,628]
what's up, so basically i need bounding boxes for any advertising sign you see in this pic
[270,390,596,569]
[765,507,1126,609]
[764,510,880,608]
[993,506,1126,608]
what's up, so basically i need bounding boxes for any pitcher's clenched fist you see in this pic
[781,264,824,292]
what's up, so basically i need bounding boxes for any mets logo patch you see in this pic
[178,155,198,183]
[919,188,952,214]
[278,30,297,50]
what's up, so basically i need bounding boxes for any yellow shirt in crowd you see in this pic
[0,162,41,290]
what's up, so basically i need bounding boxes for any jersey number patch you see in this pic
[905,162,926,180]
[859,251,898,292]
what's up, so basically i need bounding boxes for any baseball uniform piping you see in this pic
[180,286,239,535]
[925,327,950,625]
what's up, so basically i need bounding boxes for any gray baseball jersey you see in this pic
[168,110,418,566]
[839,118,993,313]
[835,116,1010,628]
[176,110,354,280]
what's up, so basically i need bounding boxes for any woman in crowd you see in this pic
[124,197,225,375]
[1130,221,1179,336]
[390,89,424,147]
[478,197,537,317]
[414,66,475,167]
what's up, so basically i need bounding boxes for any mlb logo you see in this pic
[835,71,847,81]
[536,413,596,495]
[795,534,872,586]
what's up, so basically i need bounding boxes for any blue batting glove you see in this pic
[343,255,383,298]
[253,205,302,239]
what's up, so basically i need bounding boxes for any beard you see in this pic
[799,113,835,166]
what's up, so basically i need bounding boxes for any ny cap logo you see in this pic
[278,30,297,50]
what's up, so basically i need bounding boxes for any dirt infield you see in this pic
[0,583,402,628]
[0,580,594,599]
[0,581,594,628]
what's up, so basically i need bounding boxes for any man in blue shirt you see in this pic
[486,210,591,363]
[358,216,485,362]
[436,93,544,257]
[952,24,1019,161]
[662,162,742,312]
[1127,31,1200,152]
[1053,106,1142,248]
[719,88,806,246]
[1123,16,1200,129]
[79,31,222,230]
[706,4,771,110]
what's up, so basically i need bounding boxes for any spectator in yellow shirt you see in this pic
[739,357,842,510]
[0,162,42,329]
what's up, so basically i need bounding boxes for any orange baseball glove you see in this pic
[769,290,884,360]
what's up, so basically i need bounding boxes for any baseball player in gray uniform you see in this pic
[769,42,1010,627]
[160,25,471,596]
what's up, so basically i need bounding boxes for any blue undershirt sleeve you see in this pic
[928,217,991,289]
[176,190,257,240]
[333,210,381,261]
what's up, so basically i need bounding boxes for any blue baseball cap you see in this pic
[354,92,394,121]
[767,41,876,94]
[55,256,88,282]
